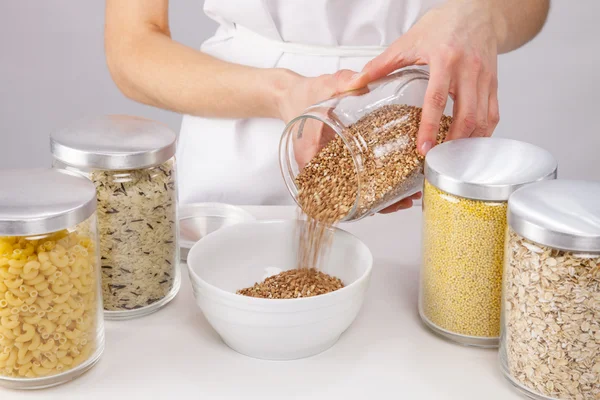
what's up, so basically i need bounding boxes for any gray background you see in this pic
[1,1,598,181]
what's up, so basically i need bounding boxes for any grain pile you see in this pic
[237,268,344,299]
[420,181,507,339]
[502,229,600,399]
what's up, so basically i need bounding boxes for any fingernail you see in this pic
[420,141,434,155]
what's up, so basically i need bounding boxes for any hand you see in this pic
[347,0,501,155]
[380,192,423,213]
[278,69,357,168]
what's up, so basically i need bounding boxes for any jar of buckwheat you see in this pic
[279,67,453,224]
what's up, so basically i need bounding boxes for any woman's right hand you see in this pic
[277,70,357,168]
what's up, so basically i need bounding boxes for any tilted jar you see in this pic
[51,115,179,320]
[501,180,600,400]
[0,169,104,389]
[280,68,453,223]
[419,138,557,347]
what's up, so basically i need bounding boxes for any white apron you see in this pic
[177,0,445,206]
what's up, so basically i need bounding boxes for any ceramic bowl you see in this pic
[187,220,373,360]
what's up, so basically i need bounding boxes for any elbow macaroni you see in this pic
[0,228,99,379]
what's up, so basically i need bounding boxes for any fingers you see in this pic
[331,69,359,94]
[472,71,490,137]
[293,118,326,169]
[379,198,414,214]
[293,70,366,169]
[378,192,421,214]
[487,76,500,136]
[411,192,422,201]
[417,63,451,155]
[446,60,478,141]
[346,37,417,90]
[447,55,500,140]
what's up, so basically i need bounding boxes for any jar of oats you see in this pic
[280,68,453,224]
[0,169,104,389]
[420,138,557,348]
[501,180,600,400]
[51,115,179,320]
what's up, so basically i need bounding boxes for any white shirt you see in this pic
[177,0,444,206]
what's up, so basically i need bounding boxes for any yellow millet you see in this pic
[420,180,507,338]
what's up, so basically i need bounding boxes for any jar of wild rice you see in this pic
[501,180,600,400]
[419,138,557,347]
[51,115,179,320]
[280,68,453,224]
[0,169,104,389]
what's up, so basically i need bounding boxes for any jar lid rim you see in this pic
[0,168,97,235]
[424,138,558,201]
[508,180,600,252]
[50,115,176,170]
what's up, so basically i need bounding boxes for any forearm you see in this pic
[105,1,295,119]
[486,0,551,53]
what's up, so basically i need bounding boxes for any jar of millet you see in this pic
[419,138,557,347]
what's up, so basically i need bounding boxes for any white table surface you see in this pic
[1,206,521,400]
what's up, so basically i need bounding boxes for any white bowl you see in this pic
[187,220,373,360]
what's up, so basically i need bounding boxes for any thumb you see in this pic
[330,69,360,94]
[345,38,417,90]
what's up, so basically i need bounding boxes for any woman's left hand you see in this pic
[347,0,501,156]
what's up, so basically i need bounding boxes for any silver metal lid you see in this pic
[508,180,600,252]
[0,169,97,236]
[424,138,557,201]
[51,115,177,170]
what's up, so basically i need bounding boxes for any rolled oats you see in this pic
[502,229,600,399]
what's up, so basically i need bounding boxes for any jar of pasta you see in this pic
[419,138,557,347]
[0,168,103,389]
[51,115,179,320]
[501,180,600,400]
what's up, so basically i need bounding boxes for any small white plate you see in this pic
[178,203,256,261]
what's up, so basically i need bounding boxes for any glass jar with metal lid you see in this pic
[501,180,600,400]
[50,115,179,320]
[280,68,453,223]
[419,138,557,347]
[0,169,104,389]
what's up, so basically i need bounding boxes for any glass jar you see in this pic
[419,138,557,347]
[51,115,179,320]
[0,169,104,389]
[500,180,600,400]
[280,68,453,223]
